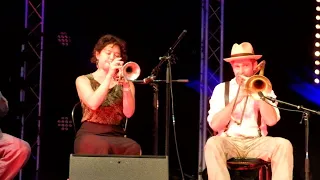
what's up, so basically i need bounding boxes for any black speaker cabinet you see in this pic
[69,154,169,180]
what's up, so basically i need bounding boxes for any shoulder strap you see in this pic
[224,81,229,107]
[85,73,94,80]
[257,111,262,136]
[222,81,230,134]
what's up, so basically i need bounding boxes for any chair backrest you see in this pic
[70,101,129,135]
[71,101,82,135]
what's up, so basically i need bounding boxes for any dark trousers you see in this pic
[74,121,141,155]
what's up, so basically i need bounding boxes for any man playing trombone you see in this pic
[204,42,293,180]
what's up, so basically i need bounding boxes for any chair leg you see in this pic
[265,165,271,180]
[259,167,264,180]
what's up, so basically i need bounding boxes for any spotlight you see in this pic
[57,116,73,131]
[57,32,72,46]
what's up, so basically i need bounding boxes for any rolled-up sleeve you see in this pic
[207,83,225,129]
[263,90,281,122]
[0,91,9,118]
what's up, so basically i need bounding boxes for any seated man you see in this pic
[0,91,31,179]
[204,42,293,180]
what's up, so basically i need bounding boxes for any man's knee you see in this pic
[12,139,31,165]
[204,136,224,152]
[3,134,31,165]
[275,137,293,152]
[20,140,31,160]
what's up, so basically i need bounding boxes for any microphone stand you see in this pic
[133,79,189,156]
[137,30,187,157]
[151,82,159,156]
[260,94,320,180]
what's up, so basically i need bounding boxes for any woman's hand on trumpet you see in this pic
[108,58,130,87]
[107,57,124,77]
[117,77,130,86]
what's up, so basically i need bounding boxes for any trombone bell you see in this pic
[245,75,272,100]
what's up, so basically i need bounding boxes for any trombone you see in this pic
[231,60,272,125]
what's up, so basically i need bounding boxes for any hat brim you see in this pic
[224,55,262,62]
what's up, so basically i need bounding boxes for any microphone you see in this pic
[159,30,188,61]
[258,92,276,103]
[177,29,187,40]
[159,56,170,61]
[143,75,155,84]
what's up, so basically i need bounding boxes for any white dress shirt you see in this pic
[207,78,280,137]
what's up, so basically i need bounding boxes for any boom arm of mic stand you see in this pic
[133,79,189,84]
[262,95,320,115]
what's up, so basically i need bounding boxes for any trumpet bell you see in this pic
[122,62,141,81]
[245,75,272,100]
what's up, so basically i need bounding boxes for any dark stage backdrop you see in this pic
[0,0,319,180]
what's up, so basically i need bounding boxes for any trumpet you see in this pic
[231,60,272,125]
[117,61,141,81]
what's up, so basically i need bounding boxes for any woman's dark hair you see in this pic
[90,34,128,64]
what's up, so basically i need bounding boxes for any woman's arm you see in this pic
[122,81,135,118]
[75,74,113,110]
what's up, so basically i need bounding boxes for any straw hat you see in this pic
[224,42,262,62]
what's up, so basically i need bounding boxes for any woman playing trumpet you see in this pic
[74,34,141,155]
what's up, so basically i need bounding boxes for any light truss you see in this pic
[20,0,45,179]
[198,0,224,179]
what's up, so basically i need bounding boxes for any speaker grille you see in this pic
[69,154,169,180]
